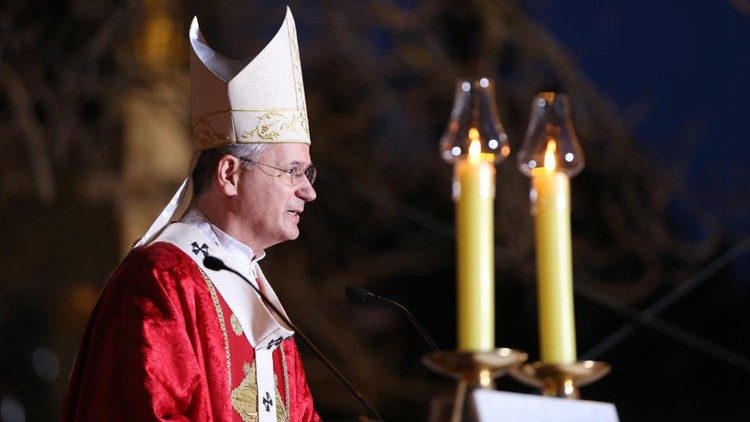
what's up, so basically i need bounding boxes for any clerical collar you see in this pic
[180,207,266,278]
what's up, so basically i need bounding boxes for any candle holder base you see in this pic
[510,360,610,399]
[423,348,527,422]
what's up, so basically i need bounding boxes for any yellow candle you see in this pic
[454,129,495,351]
[532,140,577,363]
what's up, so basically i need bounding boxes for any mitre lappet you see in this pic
[136,6,310,248]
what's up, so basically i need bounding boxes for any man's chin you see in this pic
[281,228,300,242]
[260,228,300,250]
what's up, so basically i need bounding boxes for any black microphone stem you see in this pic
[378,297,440,353]
[217,263,384,421]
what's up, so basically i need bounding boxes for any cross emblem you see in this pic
[191,242,209,258]
[266,336,284,350]
[262,391,273,412]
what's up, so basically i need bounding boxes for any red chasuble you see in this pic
[63,242,321,421]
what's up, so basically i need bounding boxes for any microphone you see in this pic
[345,285,375,303]
[204,256,383,421]
[203,255,227,271]
[346,286,440,353]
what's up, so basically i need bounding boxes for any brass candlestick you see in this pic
[511,360,610,399]
[424,348,527,422]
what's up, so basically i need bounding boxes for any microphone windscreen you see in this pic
[346,286,372,303]
[203,256,225,271]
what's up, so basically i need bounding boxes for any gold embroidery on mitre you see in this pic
[286,16,307,114]
[284,112,309,137]
[230,314,243,336]
[193,117,230,149]
[193,109,309,148]
[241,111,308,142]
[231,361,288,422]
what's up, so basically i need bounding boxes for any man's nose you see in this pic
[297,177,317,202]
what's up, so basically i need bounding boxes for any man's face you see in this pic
[235,143,316,251]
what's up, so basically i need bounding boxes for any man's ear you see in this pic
[215,155,242,196]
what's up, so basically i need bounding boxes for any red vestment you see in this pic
[63,242,320,421]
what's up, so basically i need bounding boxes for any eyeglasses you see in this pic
[238,157,317,186]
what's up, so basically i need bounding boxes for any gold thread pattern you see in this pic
[231,361,288,422]
[280,343,290,422]
[281,113,309,136]
[231,363,259,421]
[193,110,309,148]
[286,17,306,113]
[193,117,230,149]
[241,111,308,141]
[230,313,244,336]
[199,269,232,387]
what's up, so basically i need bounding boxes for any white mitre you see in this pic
[191,6,310,149]
[135,7,310,247]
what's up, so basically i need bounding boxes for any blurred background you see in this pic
[0,0,748,420]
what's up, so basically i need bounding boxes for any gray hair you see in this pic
[191,143,270,197]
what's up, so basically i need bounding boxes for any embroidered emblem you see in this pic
[266,336,284,350]
[230,313,244,336]
[262,392,273,412]
[231,362,287,422]
[191,242,209,258]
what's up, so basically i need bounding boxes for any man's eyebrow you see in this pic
[286,160,312,167]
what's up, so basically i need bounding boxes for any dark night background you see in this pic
[0,0,748,421]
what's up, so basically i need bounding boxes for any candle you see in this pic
[531,140,577,363]
[441,78,509,352]
[454,128,495,351]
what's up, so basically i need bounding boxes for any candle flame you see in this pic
[468,128,481,164]
[544,139,557,171]
[469,127,480,142]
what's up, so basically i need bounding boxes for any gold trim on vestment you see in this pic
[281,343,290,421]
[200,269,232,387]
[231,313,244,336]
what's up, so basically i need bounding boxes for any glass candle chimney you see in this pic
[440,78,510,165]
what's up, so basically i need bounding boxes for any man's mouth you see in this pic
[287,210,302,218]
